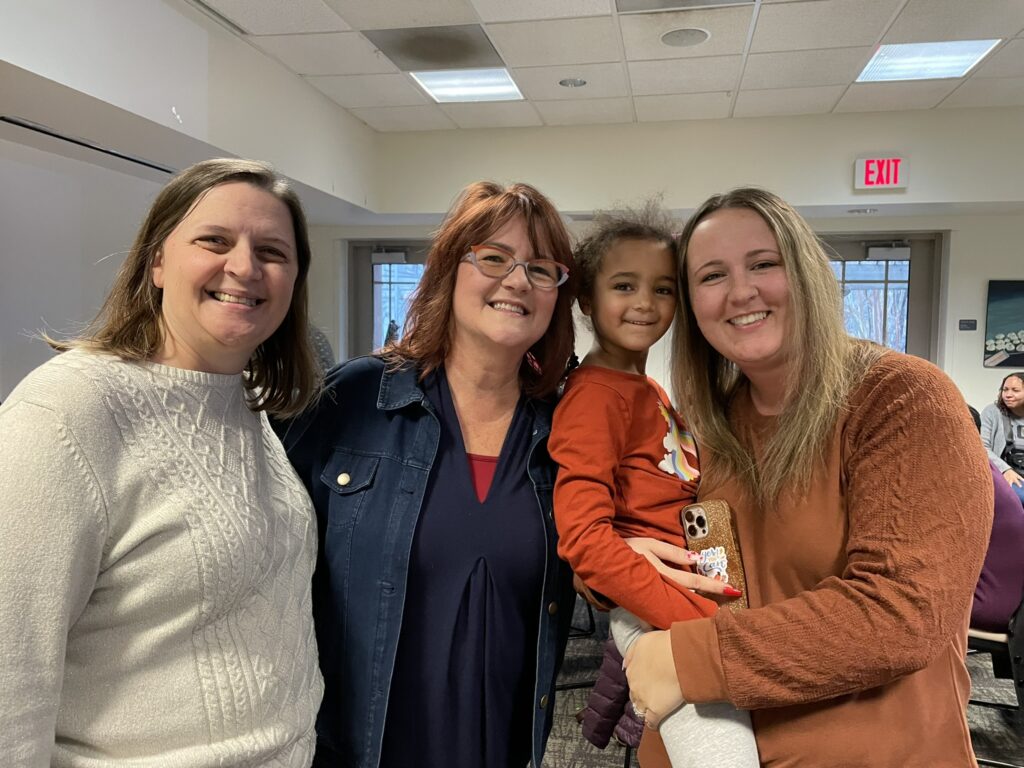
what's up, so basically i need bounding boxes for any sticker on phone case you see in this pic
[697,545,731,583]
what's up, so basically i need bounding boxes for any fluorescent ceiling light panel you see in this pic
[411,69,523,103]
[857,40,1000,82]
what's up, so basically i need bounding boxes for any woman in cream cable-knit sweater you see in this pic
[0,159,324,766]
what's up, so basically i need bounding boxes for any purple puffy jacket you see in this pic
[578,639,644,750]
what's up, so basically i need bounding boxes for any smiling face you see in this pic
[450,215,558,362]
[685,207,792,383]
[582,238,676,372]
[1002,375,1024,414]
[150,181,299,374]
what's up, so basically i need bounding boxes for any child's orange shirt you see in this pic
[550,365,717,629]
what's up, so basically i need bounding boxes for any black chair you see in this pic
[968,595,1024,767]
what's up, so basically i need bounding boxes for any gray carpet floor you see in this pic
[542,600,1023,768]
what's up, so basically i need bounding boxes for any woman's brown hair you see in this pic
[383,181,577,398]
[49,158,319,418]
[673,187,883,503]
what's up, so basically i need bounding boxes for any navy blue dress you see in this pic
[378,369,546,768]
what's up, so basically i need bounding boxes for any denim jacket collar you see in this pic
[377,364,426,411]
[376,365,555,434]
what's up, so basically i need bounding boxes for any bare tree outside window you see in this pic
[373,263,425,351]
[830,260,910,353]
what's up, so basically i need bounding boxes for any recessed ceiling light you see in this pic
[857,40,1000,82]
[410,68,523,103]
[847,208,879,215]
[559,77,588,88]
[661,28,710,48]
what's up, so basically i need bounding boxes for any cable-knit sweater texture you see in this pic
[639,351,993,768]
[0,349,322,767]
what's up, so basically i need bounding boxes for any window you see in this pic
[830,259,910,352]
[372,263,425,350]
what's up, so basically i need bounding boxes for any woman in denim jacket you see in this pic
[278,181,578,768]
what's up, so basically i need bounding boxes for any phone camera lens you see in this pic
[684,510,694,523]
[687,524,698,537]
[696,515,706,528]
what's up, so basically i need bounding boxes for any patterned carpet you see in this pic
[542,599,1023,768]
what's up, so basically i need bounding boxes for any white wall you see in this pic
[0,139,161,399]
[373,108,1024,214]
[1,0,381,211]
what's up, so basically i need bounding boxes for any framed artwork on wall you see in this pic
[984,280,1024,367]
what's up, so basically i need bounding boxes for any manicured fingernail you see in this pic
[723,586,743,597]
[687,550,701,560]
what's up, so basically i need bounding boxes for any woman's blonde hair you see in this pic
[382,180,577,398]
[673,187,883,502]
[49,158,319,418]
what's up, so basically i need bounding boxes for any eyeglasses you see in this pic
[462,245,569,290]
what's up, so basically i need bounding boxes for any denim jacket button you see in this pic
[547,601,558,615]
[538,694,548,709]
[337,472,351,486]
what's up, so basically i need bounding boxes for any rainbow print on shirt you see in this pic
[656,401,700,482]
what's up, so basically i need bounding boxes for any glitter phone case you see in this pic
[682,500,748,613]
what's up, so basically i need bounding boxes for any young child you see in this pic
[550,205,758,767]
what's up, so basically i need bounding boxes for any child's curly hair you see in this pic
[572,199,679,305]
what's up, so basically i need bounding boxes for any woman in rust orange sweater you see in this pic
[624,188,992,768]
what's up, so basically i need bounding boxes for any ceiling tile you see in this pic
[304,74,429,108]
[511,63,628,100]
[349,105,458,131]
[973,39,1024,79]
[733,84,845,117]
[751,0,901,53]
[486,17,621,67]
[362,25,503,70]
[324,0,478,30]
[634,91,732,121]
[834,80,961,112]
[534,97,634,125]
[620,6,753,61]
[440,101,544,128]
[616,0,756,9]
[883,0,1024,43]
[741,47,873,90]
[939,77,1024,108]
[249,32,398,75]
[471,0,612,23]
[629,55,742,95]
[202,0,350,34]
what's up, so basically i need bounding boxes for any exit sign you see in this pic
[854,156,907,189]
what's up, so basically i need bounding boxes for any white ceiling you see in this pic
[193,0,1024,132]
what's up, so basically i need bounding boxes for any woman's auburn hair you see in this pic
[48,158,319,418]
[383,181,577,399]
[995,371,1024,416]
[672,187,884,503]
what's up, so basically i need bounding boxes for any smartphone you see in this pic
[681,500,748,612]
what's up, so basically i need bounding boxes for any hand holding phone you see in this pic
[682,500,748,612]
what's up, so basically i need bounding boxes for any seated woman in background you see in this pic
[972,460,1024,632]
[278,181,578,768]
[0,159,323,764]
[624,187,993,768]
[980,371,1024,506]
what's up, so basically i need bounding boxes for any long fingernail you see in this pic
[687,550,701,560]
[723,586,743,597]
